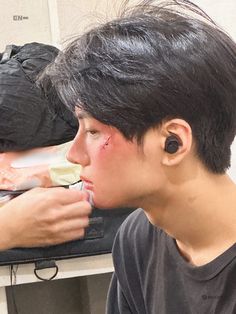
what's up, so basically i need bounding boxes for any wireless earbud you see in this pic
[164,135,180,154]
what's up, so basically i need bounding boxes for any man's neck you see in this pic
[144,171,236,266]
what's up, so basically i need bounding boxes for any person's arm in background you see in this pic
[0,187,92,250]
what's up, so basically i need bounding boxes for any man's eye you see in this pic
[86,129,98,135]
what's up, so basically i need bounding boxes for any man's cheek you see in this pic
[100,136,111,150]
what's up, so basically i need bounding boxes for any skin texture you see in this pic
[67,109,236,267]
[67,110,163,209]
[0,187,92,250]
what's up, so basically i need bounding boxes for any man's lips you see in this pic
[80,176,93,190]
[80,176,92,183]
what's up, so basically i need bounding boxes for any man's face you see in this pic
[67,109,165,209]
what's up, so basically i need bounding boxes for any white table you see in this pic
[0,253,114,313]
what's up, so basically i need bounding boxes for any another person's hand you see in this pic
[0,187,92,250]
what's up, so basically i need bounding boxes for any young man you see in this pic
[41,0,236,312]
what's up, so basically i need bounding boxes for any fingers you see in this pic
[34,218,90,247]
[34,199,92,245]
[22,186,89,206]
[3,187,93,249]
[56,201,92,220]
[45,228,86,246]
[56,217,90,233]
[42,187,89,205]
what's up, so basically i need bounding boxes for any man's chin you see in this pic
[93,198,130,210]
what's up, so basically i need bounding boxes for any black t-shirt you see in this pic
[106,208,236,314]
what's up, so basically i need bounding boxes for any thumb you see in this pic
[80,190,91,201]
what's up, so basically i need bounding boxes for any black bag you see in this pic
[0,43,78,152]
[0,187,134,279]
[0,188,134,279]
[0,203,133,277]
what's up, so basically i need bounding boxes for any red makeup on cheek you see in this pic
[101,136,111,149]
[95,127,133,160]
[97,125,115,151]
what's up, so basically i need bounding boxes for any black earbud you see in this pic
[164,135,180,154]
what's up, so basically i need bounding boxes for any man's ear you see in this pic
[161,119,192,166]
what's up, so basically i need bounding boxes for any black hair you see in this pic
[40,0,236,173]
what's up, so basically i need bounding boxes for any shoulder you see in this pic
[116,208,164,242]
[111,208,167,303]
[109,209,162,313]
[116,208,153,244]
[112,208,165,266]
[120,207,148,231]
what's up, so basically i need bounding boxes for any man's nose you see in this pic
[66,138,89,166]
